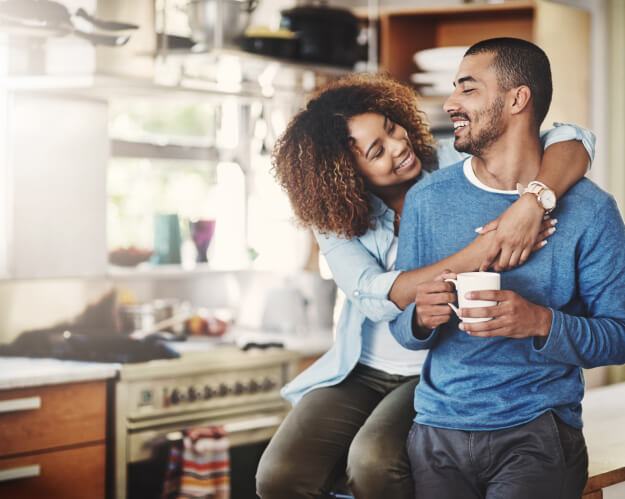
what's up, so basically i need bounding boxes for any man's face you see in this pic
[444,52,507,156]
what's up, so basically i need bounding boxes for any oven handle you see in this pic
[165,414,284,442]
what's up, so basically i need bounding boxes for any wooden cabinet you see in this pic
[0,381,109,499]
[374,1,590,129]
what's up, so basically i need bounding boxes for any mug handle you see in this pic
[444,278,460,317]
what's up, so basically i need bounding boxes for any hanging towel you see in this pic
[162,426,230,499]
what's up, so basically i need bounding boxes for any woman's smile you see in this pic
[348,112,422,189]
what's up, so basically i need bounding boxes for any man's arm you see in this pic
[457,195,625,368]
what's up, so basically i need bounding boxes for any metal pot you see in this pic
[186,0,259,49]
[280,3,359,66]
[119,298,184,334]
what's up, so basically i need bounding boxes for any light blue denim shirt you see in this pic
[281,123,596,406]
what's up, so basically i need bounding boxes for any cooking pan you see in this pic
[280,2,359,67]
[186,0,258,49]
[0,0,137,46]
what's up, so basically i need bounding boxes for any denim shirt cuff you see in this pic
[351,269,403,317]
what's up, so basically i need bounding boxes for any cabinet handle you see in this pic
[0,465,41,482]
[0,396,41,414]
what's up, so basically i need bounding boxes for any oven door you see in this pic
[124,409,286,499]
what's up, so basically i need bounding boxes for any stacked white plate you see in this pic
[410,46,468,97]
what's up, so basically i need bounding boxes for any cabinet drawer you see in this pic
[0,381,106,457]
[0,443,106,499]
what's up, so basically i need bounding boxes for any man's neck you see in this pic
[470,125,542,190]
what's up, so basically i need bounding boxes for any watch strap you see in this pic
[518,181,556,214]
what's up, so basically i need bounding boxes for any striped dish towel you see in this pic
[162,426,230,499]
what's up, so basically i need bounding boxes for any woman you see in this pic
[256,73,594,499]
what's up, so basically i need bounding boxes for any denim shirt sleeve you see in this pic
[315,230,402,322]
[438,123,596,170]
[389,185,440,350]
[539,122,596,169]
[437,138,468,168]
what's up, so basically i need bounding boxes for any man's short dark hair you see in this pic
[465,37,552,127]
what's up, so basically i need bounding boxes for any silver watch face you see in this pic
[541,189,556,210]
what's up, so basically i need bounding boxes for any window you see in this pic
[107,93,310,272]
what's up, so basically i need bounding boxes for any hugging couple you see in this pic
[257,37,625,499]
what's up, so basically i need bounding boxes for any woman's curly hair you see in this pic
[272,72,437,239]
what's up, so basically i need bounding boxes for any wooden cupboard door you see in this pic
[0,381,106,457]
[0,443,106,499]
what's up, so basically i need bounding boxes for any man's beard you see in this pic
[454,96,505,156]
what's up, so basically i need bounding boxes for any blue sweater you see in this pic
[390,159,625,431]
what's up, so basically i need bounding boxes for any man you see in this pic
[389,37,625,499]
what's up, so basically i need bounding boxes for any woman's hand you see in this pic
[477,194,556,271]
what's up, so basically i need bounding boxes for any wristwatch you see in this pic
[518,181,557,214]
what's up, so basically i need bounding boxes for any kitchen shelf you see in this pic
[110,139,219,161]
[0,72,275,102]
[207,48,363,77]
[371,0,590,132]
[107,263,239,279]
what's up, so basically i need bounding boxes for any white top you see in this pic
[359,236,427,376]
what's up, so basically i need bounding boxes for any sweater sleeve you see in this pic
[533,195,625,367]
[315,230,402,323]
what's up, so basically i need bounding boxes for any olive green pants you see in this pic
[256,363,420,499]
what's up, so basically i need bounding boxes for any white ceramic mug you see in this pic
[445,272,500,323]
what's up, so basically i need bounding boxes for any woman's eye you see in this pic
[463,88,474,94]
[373,148,383,159]
[388,122,396,133]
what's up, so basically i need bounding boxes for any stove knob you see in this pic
[234,382,246,395]
[248,380,260,393]
[218,383,229,397]
[203,386,215,399]
[170,389,182,404]
[188,387,198,402]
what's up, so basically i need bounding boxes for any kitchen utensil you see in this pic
[152,213,182,264]
[120,298,192,340]
[108,247,154,267]
[186,0,259,49]
[243,34,298,59]
[189,219,216,263]
[413,46,468,72]
[280,2,360,67]
[261,281,308,334]
[0,0,137,45]
[242,26,298,59]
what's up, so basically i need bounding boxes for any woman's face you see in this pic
[348,112,421,189]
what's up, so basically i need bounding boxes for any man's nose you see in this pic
[443,90,459,114]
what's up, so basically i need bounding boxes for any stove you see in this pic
[114,343,299,499]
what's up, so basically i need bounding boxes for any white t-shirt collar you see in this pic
[462,157,518,195]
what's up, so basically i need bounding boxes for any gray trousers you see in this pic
[407,411,588,499]
[256,363,420,499]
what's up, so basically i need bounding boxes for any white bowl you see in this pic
[410,71,456,87]
[413,46,468,72]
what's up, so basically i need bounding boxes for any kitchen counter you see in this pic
[0,357,120,390]
[0,327,334,391]
[583,381,625,497]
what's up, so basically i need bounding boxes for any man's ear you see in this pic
[510,85,531,115]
